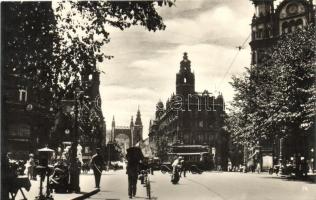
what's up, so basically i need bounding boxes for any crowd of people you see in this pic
[3,147,313,200]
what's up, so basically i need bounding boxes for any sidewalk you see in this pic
[16,173,99,200]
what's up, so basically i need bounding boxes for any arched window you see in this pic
[252,31,256,40]
[296,19,303,29]
[19,89,27,102]
[256,29,263,39]
[184,78,187,83]
[288,20,296,33]
[282,22,289,34]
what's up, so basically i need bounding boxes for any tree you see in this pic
[3,0,175,148]
[156,136,169,162]
[4,1,175,105]
[228,26,316,152]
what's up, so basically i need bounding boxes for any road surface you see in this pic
[88,170,316,200]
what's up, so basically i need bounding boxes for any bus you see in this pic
[167,145,214,170]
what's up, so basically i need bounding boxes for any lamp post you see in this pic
[35,147,54,200]
[69,87,82,193]
[279,128,286,166]
[311,148,314,173]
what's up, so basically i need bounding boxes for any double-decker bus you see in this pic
[167,145,214,170]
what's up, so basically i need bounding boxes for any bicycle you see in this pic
[140,169,151,199]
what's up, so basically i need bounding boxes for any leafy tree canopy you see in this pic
[227,25,315,145]
[4,1,174,106]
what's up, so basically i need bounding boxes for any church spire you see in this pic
[112,115,115,128]
[135,107,142,126]
[180,52,191,72]
[130,116,134,127]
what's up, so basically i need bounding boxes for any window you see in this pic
[19,89,27,102]
[296,19,303,29]
[199,120,203,127]
[252,51,258,65]
[184,78,187,83]
[8,124,30,137]
[252,31,256,40]
[282,22,289,34]
[256,29,263,39]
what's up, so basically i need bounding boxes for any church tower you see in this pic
[176,52,195,97]
[111,116,115,142]
[132,107,143,146]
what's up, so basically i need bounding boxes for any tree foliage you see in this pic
[4,1,174,105]
[227,26,316,146]
[3,1,174,146]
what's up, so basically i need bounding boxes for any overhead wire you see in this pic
[217,33,251,89]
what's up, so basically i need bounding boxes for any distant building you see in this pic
[110,108,143,155]
[149,53,228,170]
[137,138,153,158]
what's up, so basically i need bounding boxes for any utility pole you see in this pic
[69,87,82,193]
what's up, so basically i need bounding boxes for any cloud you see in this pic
[100,0,254,138]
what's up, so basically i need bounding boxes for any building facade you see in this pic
[1,2,106,161]
[149,53,228,170]
[250,0,315,65]
[1,2,56,159]
[110,108,143,155]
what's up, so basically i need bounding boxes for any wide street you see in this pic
[88,170,316,200]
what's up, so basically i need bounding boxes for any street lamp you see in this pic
[69,87,83,193]
[279,128,286,166]
[35,147,54,200]
[311,148,314,173]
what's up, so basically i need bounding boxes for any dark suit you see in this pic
[126,147,144,197]
[91,153,104,188]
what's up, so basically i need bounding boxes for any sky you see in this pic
[98,0,268,138]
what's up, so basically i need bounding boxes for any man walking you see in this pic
[90,148,104,188]
[26,153,36,180]
[126,147,144,199]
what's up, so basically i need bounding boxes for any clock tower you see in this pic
[249,0,275,66]
[176,52,195,97]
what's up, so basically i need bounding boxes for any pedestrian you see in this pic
[126,147,144,199]
[256,162,261,174]
[172,156,181,174]
[26,153,36,180]
[90,148,104,188]
[180,159,187,177]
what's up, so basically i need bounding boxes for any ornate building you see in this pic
[110,108,143,154]
[149,53,228,169]
[250,0,315,65]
